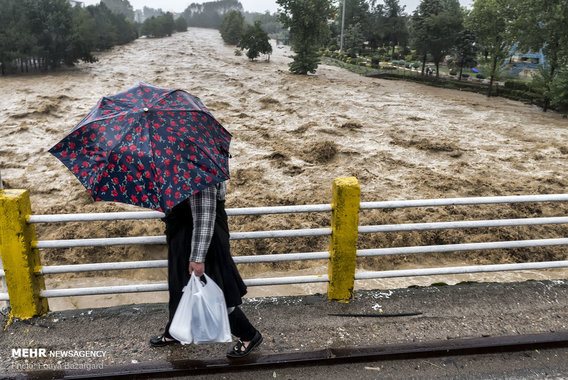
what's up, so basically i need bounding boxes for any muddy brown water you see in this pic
[0,28,567,310]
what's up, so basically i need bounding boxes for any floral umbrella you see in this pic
[49,82,231,213]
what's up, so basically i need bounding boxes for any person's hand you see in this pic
[189,261,205,277]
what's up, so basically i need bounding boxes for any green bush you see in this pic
[504,80,530,92]
[461,73,469,78]
[449,69,458,76]
[476,73,486,79]
[371,56,381,65]
[219,10,245,45]
[380,65,397,71]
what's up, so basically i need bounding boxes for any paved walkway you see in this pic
[1,280,567,378]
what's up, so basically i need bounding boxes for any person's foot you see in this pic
[149,334,179,347]
[226,330,263,358]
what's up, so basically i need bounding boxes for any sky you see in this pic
[80,0,474,15]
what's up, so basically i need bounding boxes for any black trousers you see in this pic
[163,199,256,341]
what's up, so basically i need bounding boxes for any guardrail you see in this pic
[1,177,568,318]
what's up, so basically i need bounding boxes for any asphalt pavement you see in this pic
[1,280,567,379]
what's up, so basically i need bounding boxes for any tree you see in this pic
[550,70,568,114]
[141,13,175,38]
[182,0,243,29]
[0,0,36,74]
[237,20,272,60]
[366,2,386,50]
[69,6,98,65]
[466,0,513,96]
[26,0,75,69]
[510,0,568,111]
[102,0,134,21]
[277,0,333,75]
[245,11,284,35]
[410,0,440,75]
[454,28,477,80]
[175,16,188,32]
[411,0,463,78]
[343,22,365,57]
[383,0,409,58]
[220,10,245,45]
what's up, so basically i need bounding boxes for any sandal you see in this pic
[149,334,179,347]
[226,330,263,358]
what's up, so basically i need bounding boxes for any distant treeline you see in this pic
[0,0,189,75]
[0,0,278,76]
[0,0,138,75]
[181,0,243,29]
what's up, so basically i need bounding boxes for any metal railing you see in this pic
[26,194,568,298]
[1,187,568,312]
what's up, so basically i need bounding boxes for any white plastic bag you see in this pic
[169,273,232,345]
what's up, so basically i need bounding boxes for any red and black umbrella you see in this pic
[49,82,231,212]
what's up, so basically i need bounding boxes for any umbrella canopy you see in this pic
[49,82,231,213]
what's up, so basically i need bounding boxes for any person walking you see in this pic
[150,181,263,358]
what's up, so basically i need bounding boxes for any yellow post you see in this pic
[0,189,48,318]
[328,177,360,301]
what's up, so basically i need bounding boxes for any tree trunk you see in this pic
[543,65,556,112]
[435,61,440,78]
[487,56,497,97]
[421,54,426,75]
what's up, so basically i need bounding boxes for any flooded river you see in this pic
[0,28,567,310]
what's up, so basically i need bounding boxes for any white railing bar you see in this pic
[39,260,169,274]
[358,217,568,234]
[360,194,568,210]
[39,275,329,297]
[230,228,331,240]
[28,204,332,224]
[233,251,330,263]
[38,252,331,274]
[28,211,165,224]
[25,195,568,224]
[226,204,331,216]
[35,228,331,249]
[35,236,166,249]
[41,284,168,297]
[0,269,4,277]
[355,261,568,280]
[0,293,9,301]
[244,275,329,286]
[356,238,568,257]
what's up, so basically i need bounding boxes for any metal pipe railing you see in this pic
[10,192,567,307]
[27,204,332,224]
[34,228,331,249]
[355,261,568,280]
[360,194,568,210]
[356,238,568,257]
[358,217,568,234]
[40,275,329,298]
[38,252,331,275]
[28,195,568,224]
